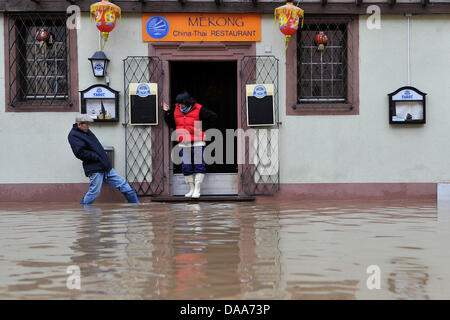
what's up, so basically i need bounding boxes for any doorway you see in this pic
[169,61,238,195]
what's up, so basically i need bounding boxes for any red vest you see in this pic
[173,103,205,143]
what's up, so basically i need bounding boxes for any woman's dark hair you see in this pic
[175,91,196,106]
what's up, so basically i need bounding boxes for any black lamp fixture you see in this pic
[89,51,109,77]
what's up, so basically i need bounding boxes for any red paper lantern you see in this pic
[274,2,304,51]
[35,29,50,43]
[90,0,121,50]
[35,28,53,52]
[314,32,328,51]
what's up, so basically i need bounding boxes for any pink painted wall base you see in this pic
[0,183,436,202]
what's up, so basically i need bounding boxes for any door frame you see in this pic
[148,41,256,197]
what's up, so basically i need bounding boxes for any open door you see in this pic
[169,60,238,196]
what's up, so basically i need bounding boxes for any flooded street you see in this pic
[1,200,450,299]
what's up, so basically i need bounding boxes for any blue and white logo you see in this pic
[253,85,267,99]
[402,90,413,100]
[136,84,151,97]
[93,88,105,97]
[93,62,104,72]
[146,16,169,39]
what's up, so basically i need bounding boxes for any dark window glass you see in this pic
[8,13,70,106]
[297,22,348,104]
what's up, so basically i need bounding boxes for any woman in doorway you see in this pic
[163,91,217,198]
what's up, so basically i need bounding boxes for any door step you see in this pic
[171,173,239,196]
[149,195,255,202]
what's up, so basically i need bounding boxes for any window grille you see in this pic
[7,13,71,107]
[297,18,353,106]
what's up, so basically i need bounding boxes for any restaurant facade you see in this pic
[1,0,450,202]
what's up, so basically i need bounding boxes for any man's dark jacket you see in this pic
[68,124,112,177]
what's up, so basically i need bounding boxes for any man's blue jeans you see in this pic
[81,168,133,204]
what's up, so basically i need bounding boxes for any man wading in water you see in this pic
[68,114,140,204]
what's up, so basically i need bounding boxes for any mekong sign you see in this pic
[142,13,261,42]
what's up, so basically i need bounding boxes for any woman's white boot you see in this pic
[184,175,195,197]
[191,173,205,198]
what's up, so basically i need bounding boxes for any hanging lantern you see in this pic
[274,2,304,51]
[35,28,53,53]
[35,29,51,43]
[314,31,328,51]
[90,0,121,50]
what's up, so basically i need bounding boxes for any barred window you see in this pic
[7,13,73,108]
[287,16,358,115]
[298,23,347,103]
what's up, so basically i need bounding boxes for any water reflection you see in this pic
[388,257,429,300]
[1,200,449,299]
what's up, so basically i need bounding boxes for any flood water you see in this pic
[1,200,450,300]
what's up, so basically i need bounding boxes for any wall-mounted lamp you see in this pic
[89,51,109,77]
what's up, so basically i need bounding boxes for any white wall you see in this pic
[0,13,148,183]
[260,14,450,184]
[77,13,149,181]
[2,13,450,185]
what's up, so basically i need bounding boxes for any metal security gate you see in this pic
[240,56,280,196]
[123,56,164,196]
